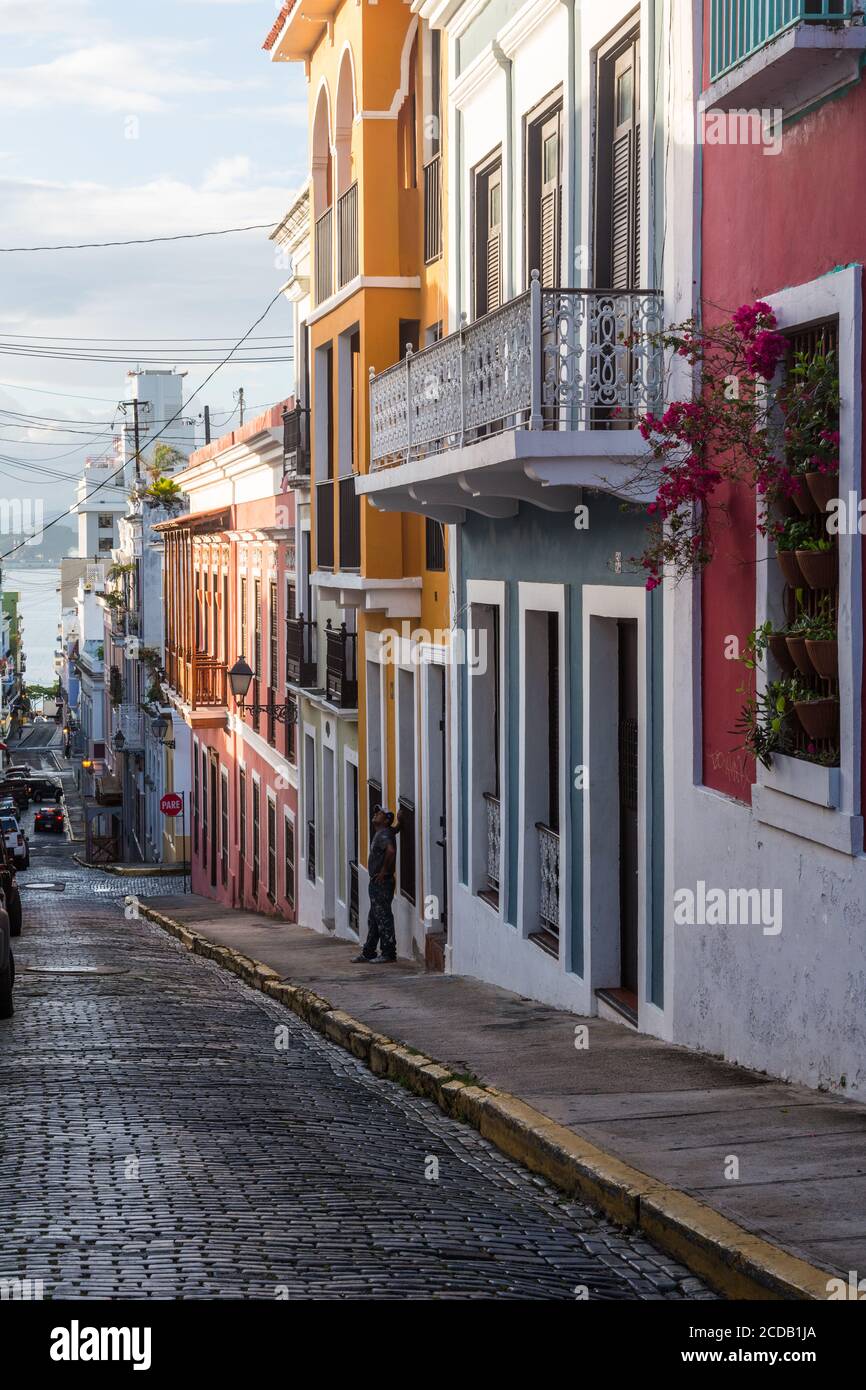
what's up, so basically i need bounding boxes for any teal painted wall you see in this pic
[457,495,665,1005]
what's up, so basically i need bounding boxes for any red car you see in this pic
[34,806,64,834]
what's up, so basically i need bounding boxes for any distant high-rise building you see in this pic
[120,369,195,481]
[72,368,197,558]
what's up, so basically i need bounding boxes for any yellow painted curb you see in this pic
[134,901,833,1302]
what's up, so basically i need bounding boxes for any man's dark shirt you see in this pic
[368,826,396,882]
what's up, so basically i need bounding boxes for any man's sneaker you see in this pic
[351,953,375,963]
[374,955,397,964]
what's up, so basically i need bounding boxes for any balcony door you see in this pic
[526,97,562,287]
[595,24,641,291]
[473,152,502,319]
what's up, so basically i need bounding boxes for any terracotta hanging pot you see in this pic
[795,548,837,590]
[768,633,796,673]
[791,480,819,516]
[776,550,803,587]
[793,697,839,742]
[804,637,839,679]
[784,635,814,676]
[805,471,839,514]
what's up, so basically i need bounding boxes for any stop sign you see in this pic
[160,793,183,817]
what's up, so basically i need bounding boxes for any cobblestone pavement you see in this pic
[2,853,716,1301]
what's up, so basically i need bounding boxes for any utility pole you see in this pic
[203,405,211,444]
[119,399,143,483]
[236,387,245,427]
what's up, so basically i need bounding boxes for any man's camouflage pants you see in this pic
[361,877,396,960]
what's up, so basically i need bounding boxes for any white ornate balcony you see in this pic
[359,276,664,521]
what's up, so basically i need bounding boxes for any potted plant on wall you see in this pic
[733,673,799,769]
[794,532,837,590]
[784,611,818,676]
[778,348,840,515]
[802,601,838,679]
[773,517,814,588]
[792,680,839,742]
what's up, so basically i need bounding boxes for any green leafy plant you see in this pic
[143,476,183,507]
[774,517,815,552]
[795,531,834,553]
[733,675,799,769]
[778,348,840,480]
[787,598,836,642]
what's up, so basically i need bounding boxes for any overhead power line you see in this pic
[0,221,281,253]
[0,288,287,561]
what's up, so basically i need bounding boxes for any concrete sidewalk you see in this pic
[137,892,866,1296]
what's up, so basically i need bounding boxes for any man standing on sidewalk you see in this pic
[353,805,397,963]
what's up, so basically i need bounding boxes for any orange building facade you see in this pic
[266,0,451,963]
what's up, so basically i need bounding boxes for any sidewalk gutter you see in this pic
[73,855,189,876]
[135,901,831,1303]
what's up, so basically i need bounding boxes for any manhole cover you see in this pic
[20,883,66,892]
[22,966,128,976]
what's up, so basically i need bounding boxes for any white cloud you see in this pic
[0,41,253,114]
[0,0,96,37]
[202,155,253,191]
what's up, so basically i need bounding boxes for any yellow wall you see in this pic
[303,0,450,912]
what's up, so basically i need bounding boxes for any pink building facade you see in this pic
[160,405,300,920]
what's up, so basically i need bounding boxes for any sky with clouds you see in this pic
[0,0,307,522]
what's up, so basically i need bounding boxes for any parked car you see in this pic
[27,776,63,804]
[0,815,29,870]
[0,887,12,1018]
[34,806,64,834]
[0,840,22,939]
[0,780,29,812]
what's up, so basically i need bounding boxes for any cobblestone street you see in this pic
[1,848,714,1301]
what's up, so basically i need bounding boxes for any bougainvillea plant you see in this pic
[633,301,839,589]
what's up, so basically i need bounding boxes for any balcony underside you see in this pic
[355,428,655,523]
[704,24,866,119]
[312,571,422,617]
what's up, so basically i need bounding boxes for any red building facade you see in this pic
[159,404,300,919]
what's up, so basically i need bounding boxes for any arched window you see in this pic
[397,36,418,190]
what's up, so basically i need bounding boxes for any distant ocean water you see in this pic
[4,566,61,687]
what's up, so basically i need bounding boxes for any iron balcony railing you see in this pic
[282,403,310,477]
[369,276,664,469]
[285,615,317,686]
[536,822,560,944]
[314,206,333,306]
[339,476,361,568]
[193,657,226,708]
[710,0,854,82]
[118,703,144,750]
[324,621,357,708]
[483,792,501,904]
[423,154,442,264]
[337,181,359,288]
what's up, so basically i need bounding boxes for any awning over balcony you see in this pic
[360,278,663,521]
[152,505,233,536]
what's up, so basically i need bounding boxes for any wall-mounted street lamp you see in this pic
[112,730,125,752]
[151,714,176,750]
[228,658,298,725]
